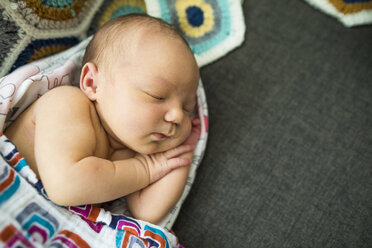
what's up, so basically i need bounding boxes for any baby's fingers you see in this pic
[164,144,194,159]
[167,157,192,169]
[192,118,201,126]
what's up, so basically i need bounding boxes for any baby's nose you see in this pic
[164,107,183,124]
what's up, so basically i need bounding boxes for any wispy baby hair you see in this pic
[82,13,190,71]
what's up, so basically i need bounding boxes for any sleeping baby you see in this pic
[4,13,201,225]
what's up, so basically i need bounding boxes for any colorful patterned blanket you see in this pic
[0,36,209,247]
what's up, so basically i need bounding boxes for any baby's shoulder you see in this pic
[41,85,88,102]
[34,85,94,120]
[36,86,91,108]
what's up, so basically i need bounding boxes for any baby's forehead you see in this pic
[112,28,189,59]
[96,18,196,75]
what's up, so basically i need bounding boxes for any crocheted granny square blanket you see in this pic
[0,0,246,78]
[304,0,372,27]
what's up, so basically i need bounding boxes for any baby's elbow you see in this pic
[45,187,71,206]
[47,193,70,206]
[43,179,80,206]
[44,188,71,206]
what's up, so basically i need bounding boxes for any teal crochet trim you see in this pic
[112,6,145,19]
[41,0,74,9]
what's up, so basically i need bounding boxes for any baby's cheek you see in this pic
[141,106,164,128]
[181,120,192,141]
[167,124,190,149]
[131,110,156,131]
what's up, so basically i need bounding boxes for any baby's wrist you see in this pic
[133,155,151,187]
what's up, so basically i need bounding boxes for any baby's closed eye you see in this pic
[142,90,165,101]
[148,92,165,101]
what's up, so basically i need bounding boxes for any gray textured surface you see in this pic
[0,6,23,67]
[173,1,372,247]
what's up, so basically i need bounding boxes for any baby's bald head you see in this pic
[82,14,192,73]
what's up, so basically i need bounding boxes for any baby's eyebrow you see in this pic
[153,75,175,88]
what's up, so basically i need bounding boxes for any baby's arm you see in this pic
[126,119,201,224]
[34,86,192,206]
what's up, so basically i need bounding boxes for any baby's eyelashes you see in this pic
[151,95,165,101]
[143,89,195,117]
[144,91,165,101]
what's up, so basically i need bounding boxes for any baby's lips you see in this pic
[152,132,177,140]
[152,132,168,140]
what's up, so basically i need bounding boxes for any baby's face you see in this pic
[95,30,199,154]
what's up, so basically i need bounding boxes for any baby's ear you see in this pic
[80,62,99,101]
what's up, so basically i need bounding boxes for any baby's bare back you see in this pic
[5,100,38,173]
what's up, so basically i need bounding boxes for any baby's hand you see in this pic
[135,144,195,185]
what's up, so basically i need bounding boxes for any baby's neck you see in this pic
[106,134,136,161]
[106,133,128,150]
